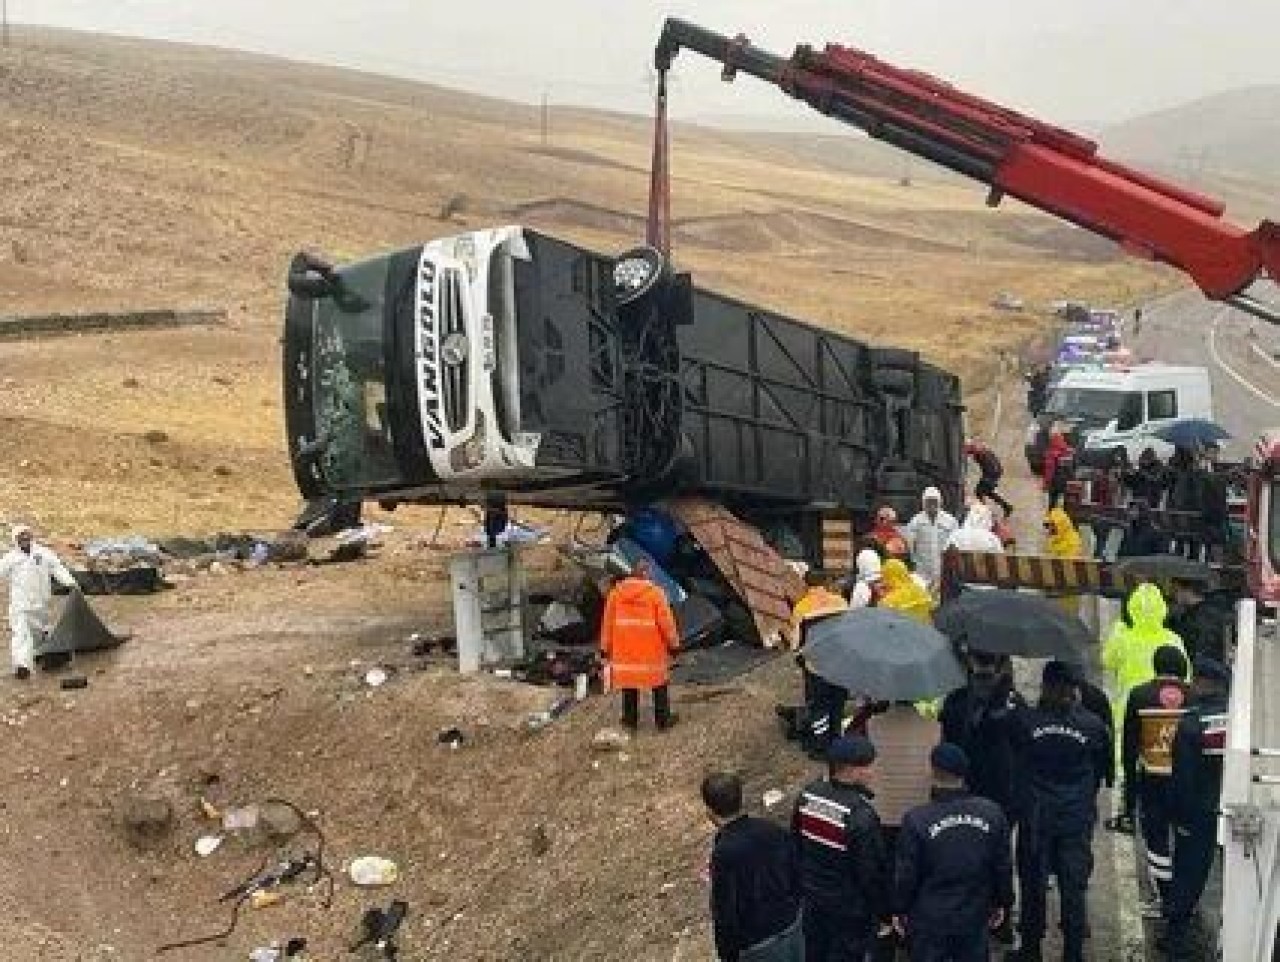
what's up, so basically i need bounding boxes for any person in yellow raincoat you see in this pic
[881,558,935,624]
[1103,583,1187,757]
[1043,507,1085,558]
[1043,507,1086,617]
[788,569,848,650]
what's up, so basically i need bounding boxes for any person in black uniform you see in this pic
[1120,645,1190,913]
[1167,577,1236,663]
[1161,657,1230,957]
[1009,661,1113,962]
[702,772,802,962]
[894,743,1014,962]
[793,734,888,961]
[1124,448,1170,510]
[939,651,1024,946]
[1117,500,1170,559]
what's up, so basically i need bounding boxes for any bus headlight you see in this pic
[450,413,488,471]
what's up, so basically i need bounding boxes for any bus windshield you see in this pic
[310,256,403,491]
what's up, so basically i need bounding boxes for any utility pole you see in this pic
[540,88,550,147]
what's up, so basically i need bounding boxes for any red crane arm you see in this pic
[655,19,1280,324]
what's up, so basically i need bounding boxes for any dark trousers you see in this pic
[1166,810,1217,936]
[975,475,1013,516]
[870,827,902,962]
[1138,775,1175,904]
[803,908,874,962]
[803,669,847,754]
[621,685,670,728]
[907,927,989,962]
[1018,822,1094,959]
[741,915,804,962]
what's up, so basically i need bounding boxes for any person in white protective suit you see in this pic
[847,548,885,609]
[945,501,1006,555]
[0,525,78,679]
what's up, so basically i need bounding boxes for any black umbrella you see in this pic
[1114,555,1216,586]
[1151,418,1230,447]
[802,608,964,701]
[934,588,1091,659]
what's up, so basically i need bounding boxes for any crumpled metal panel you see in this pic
[667,498,804,648]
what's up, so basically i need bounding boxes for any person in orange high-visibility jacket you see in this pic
[600,559,681,731]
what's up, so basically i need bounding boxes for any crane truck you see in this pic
[648,20,1280,960]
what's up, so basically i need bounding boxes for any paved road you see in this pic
[1134,289,1280,459]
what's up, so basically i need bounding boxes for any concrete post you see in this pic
[449,547,526,674]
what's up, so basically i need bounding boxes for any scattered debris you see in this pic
[121,794,174,844]
[465,520,547,548]
[436,727,465,749]
[59,676,89,691]
[249,939,307,961]
[195,835,223,857]
[352,901,408,957]
[85,535,163,565]
[349,856,399,887]
[529,824,551,857]
[364,667,389,688]
[410,633,456,657]
[249,889,284,909]
[591,728,632,752]
[259,801,304,841]
[222,804,260,832]
[762,789,786,810]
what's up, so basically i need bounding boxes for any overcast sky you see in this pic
[15,1,1280,131]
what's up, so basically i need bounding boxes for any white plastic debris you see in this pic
[762,789,786,810]
[364,667,389,688]
[348,855,399,887]
[222,805,260,831]
[195,835,224,857]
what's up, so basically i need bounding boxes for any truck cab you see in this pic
[1025,364,1213,470]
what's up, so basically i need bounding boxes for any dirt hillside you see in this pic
[0,26,1164,536]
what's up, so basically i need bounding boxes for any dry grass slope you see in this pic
[0,26,1163,536]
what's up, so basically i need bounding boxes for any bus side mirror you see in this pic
[288,251,341,299]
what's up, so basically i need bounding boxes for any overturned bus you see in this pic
[282,225,964,562]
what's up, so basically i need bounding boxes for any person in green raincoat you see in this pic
[1102,583,1187,756]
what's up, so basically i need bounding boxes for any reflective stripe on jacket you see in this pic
[600,576,679,690]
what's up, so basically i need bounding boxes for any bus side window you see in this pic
[1117,392,1143,431]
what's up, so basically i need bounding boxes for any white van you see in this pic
[1043,365,1214,463]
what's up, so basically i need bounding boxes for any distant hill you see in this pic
[1100,86,1280,180]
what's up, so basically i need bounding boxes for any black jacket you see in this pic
[709,815,800,960]
[1117,520,1168,559]
[940,682,1026,814]
[793,777,887,921]
[972,448,1002,481]
[1172,693,1229,826]
[894,786,1014,936]
[1124,465,1168,508]
[1079,681,1116,743]
[1013,702,1112,833]
[1120,675,1190,815]
[1168,593,1236,663]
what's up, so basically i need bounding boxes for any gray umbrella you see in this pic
[935,588,1092,658]
[802,608,964,701]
